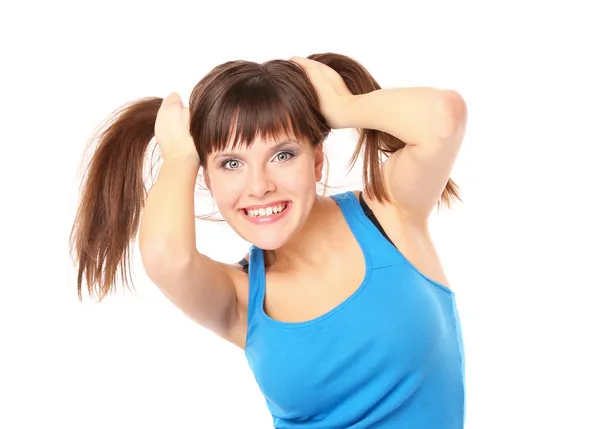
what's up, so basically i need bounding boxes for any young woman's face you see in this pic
[205,133,324,250]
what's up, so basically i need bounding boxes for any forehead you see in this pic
[216,127,300,151]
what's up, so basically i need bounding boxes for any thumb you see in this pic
[182,105,191,126]
[162,92,183,108]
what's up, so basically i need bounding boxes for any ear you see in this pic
[314,142,325,182]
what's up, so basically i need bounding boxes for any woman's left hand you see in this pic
[290,56,354,129]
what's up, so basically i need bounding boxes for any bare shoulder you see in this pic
[225,260,251,308]
[221,260,250,349]
[357,189,427,230]
[357,189,451,287]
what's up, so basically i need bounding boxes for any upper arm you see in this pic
[383,90,467,220]
[141,249,244,342]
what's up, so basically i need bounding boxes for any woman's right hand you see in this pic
[154,92,199,161]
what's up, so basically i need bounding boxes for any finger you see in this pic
[161,92,182,108]
[290,56,310,68]
[182,106,191,125]
[291,56,320,67]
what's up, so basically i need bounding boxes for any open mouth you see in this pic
[241,201,291,219]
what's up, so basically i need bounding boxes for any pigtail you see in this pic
[308,53,460,208]
[69,97,163,301]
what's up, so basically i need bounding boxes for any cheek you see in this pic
[208,173,245,209]
[281,157,318,191]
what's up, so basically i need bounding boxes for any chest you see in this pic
[262,246,366,324]
[260,229,448,326]
[245,264,461,422]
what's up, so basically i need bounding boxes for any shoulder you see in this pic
[361,185,429,231]
[205,261,249,349]
[225,259,250,297]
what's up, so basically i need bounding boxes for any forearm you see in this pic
[338,87,461,145]
[139,155,200,259]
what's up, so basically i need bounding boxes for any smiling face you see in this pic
[205,133,324,250]
[186,59,331,248]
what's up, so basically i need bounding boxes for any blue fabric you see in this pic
[244,191,465,428]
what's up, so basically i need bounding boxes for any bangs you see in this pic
[195,63,328,157]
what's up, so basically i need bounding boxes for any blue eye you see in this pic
[274,151,294,162]
[222,159,241,170]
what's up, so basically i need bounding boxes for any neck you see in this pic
[266,194,337,272]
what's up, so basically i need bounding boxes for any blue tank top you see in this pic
[244,191,465,428]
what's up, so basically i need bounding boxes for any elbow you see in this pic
[436,90,467,140]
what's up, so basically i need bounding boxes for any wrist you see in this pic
[161,153,200,177]
[335,92,376,130]
[162,152,201,169]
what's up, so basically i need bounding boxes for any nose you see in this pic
[247,167,275,198]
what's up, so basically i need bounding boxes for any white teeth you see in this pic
[245,203,287,217]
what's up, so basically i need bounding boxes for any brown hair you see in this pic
[70,52,460,301]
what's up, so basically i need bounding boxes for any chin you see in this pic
[237,222,297,250]
[249,234,292,251]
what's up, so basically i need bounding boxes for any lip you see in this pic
[239,201,291,225]
[242,200,290,211]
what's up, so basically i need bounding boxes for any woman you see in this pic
[70,53,467,428]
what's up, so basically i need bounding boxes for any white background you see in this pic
[1,1,599,428]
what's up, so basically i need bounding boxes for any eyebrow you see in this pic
[213,140,300,161]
